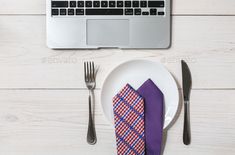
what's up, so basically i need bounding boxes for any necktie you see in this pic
[113,84,145,155]
[137,79,164,155]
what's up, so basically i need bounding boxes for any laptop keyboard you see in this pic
[51,1,165,16]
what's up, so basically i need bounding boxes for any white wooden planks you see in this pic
[0,0,235,154]
[1,0,235,15]
[0,16,235,89]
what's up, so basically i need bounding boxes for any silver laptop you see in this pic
[46,0,171,49]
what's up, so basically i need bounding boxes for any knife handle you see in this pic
[183,100,191,145]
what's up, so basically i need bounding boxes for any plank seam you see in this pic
[0,14,235,16]
[0,88,234,90]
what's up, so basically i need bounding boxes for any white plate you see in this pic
[101,60,179,129]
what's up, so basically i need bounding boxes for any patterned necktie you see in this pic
[113,84,145,155]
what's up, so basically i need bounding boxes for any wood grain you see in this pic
[0,0,235,154]
[0,16,235,89]
[0,90,234,155]
[1,0,235,15]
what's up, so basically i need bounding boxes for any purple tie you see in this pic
[137,79,164,155]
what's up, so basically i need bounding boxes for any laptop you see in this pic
[46,0,171,49]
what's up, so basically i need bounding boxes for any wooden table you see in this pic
[0,0,235,154]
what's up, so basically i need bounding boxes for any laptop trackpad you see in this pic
[87,20,129,46]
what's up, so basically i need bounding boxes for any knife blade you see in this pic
[181,60,192,145]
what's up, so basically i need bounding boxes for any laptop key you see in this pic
[70,1,76,7]
[148,1,164,7]
[109,1,116,7]
[52,1,68,7]
[86,1,92,7]
[60,9,67,15]
[78,1,84,7]
[93,1,100,7]
[134,8,141,15]
[125,9,133,15]
[101,1,108,7]
[125,1,131,7]
[117,1,124,7]
[68,9,75,15]
[142,11,149,15]
[52,9,59,15]
[76,9,84,15]
[158,11,165,15]
[133,1,139,7]
[140,1,147,7]
[86,9,123,15]
[150,8,157,15]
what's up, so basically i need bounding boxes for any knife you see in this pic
[181,60,192,145]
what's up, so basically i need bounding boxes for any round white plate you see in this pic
[101,60,179,129]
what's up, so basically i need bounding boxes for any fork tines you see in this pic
[84,61,95,82]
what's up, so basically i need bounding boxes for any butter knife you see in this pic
[181,60,192,145]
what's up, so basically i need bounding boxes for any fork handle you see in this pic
[87,94,97,145]
[183,100,191,145]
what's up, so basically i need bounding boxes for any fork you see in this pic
[84,61,97,145]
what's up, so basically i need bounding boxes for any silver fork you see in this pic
[84,61,97,145]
